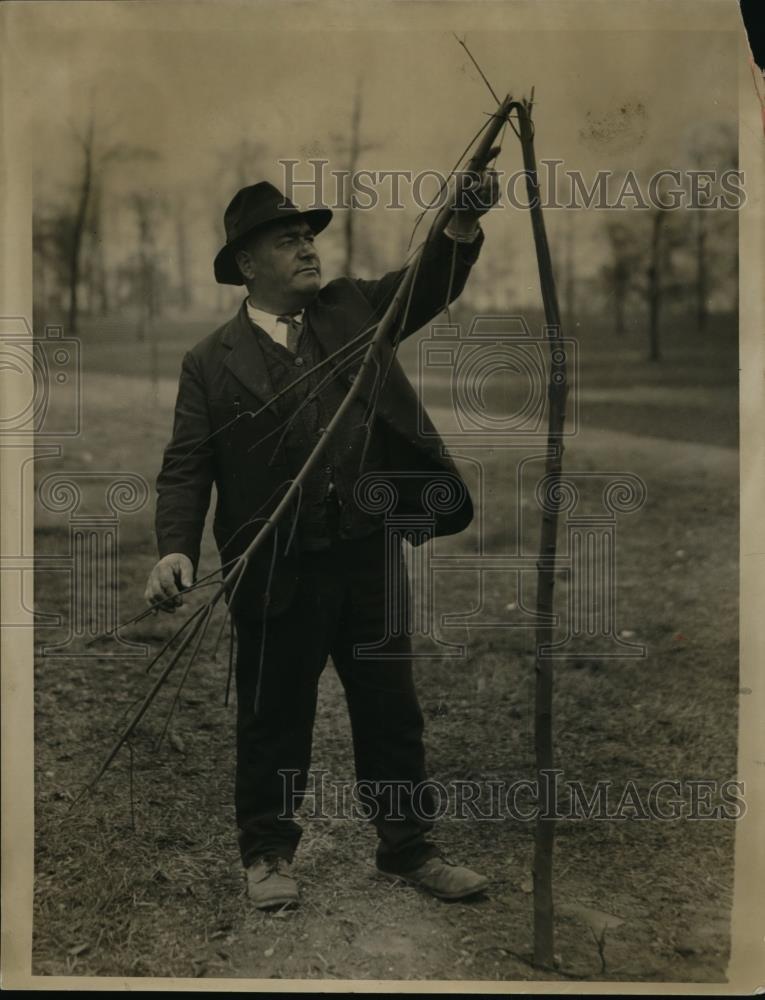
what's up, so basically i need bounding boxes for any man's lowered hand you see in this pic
[144,553,194,613]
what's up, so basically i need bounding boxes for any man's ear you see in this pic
[235,248,255,283]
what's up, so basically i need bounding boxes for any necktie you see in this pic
[277,314,302,354]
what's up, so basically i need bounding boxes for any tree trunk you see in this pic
[647,211,665,362]
[696,211,708,333]
[615,284,626,336]
[88,184,111,316]
[95,189,111,316]
[67,120,94,336]
[176,207,193,311]
[342,88,362,277]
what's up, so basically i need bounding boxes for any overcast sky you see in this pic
[11,0,740,306]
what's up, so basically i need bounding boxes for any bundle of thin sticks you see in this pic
[76,90,516,802]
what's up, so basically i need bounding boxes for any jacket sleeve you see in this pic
[155,349,215,574]
[351,228,484,341]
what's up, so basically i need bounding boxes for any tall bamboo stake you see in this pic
[510,96,569,969]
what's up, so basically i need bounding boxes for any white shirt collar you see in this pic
[245,299,304,349]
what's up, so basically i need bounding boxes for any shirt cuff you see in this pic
[444,220,482,244]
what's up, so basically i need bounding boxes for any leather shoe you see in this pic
[379,856,489,900]
[245,855,299,909]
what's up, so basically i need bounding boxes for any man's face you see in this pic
[236,218,322,311]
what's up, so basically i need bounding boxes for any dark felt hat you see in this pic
[214,181,333,285]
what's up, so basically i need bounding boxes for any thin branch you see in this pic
[71,603,211,806]
[85,555,241,645]
[453,33,501,104]
[283,481,303,556]
[217,512,280,564]
[407,118,495,251]
[186,323,378,457]
[253,528,281,716]
[252,345,373,462]
[145,602,207,676]
[224,614,236,708]
[357,237,427,473]
[442,228,459,325]
[356,356,384,476]
[127,739,136,831]
[211,604,231,661]
[155,605,215,752]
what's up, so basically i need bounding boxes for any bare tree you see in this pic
[601,219,641,336]
[644,206,692,362]
[169,191,193,312]
[123,190,169,401]
[215,138,267,196]
[33,208,74,321]
[85,179,111,316]
[331,83,380,277]
[61,114,159,333]
[66,118,95,335]
[127,191,167,336]
[646,208,667,361]
[601,205,687,360]
[341,87,362,277]
[694,208,708,332]
[207,139,268,311]
[685,122,737,332]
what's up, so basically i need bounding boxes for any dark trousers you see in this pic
[233,530,439,874]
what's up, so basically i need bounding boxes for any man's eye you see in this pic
[279,234,313,248]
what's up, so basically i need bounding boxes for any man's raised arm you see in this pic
[351,168,499,340]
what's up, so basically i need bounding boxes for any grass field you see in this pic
[32,305,740,981]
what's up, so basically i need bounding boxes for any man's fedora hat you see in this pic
[214,181,333,286]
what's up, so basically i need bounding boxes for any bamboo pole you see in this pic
[510,96,569,969]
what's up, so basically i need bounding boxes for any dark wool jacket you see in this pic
[155,229,484,617]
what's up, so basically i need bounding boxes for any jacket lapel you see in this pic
[307,298,395,392]
[221,300,277,405]
[221,294,400,423]
[307,300,349,367]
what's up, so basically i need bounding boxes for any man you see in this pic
[145,175,498,908]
